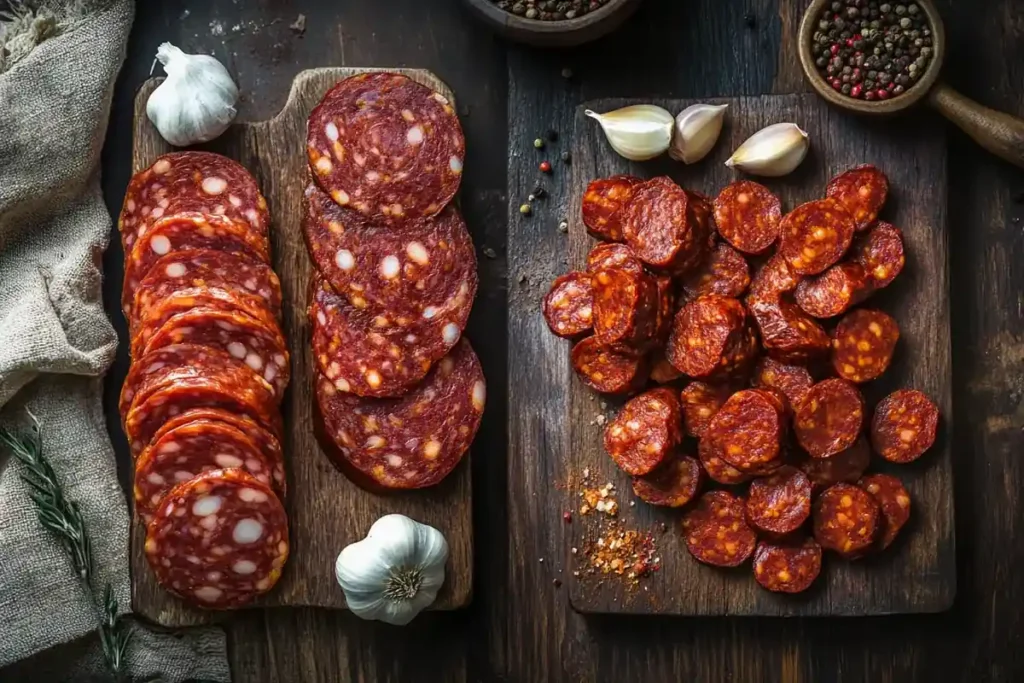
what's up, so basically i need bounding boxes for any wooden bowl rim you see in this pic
[797,0,945,115]
[462,0,643,39]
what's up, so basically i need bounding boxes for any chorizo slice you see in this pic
[752,357,814,412]
[631,453,703,507]
[748,254,802,299]
[858,473,912,549]
[144,468,289,609]
[306,72,464,219]
[543,271,594,339]
[581,174,642,242]
[752,538,822,594]
[621,176,709,273]
[831,309,900,383]
[794,262,871,319]
[648,350,684,385]
[825,165,889,232]
[570,337,648,395]
[712,180,783,254]
[651,274,676,346]
[682,490,757,567]
[748,294,830,364]
[778,198,856,275]
[870,389,939,463]
[812,482,880,558]
[679,242,751,300]
[851,221,905,290]
[704,389,786,472]
[794,378,865,459]
[666,295,757,379]
[745,466,812,536]
[798,436,871,491]
[680,381,730,438]
[591,266,659,348]
[603,387,683,476]
[585,242,644,275]
[698,438,751,484]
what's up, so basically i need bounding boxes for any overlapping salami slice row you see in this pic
[682,490,757,567]
[303,182,477,323]
[858,473,911,549]
[679,381,730,439]
[666,295,758,379]
[570,337,648,395]
[306,72,464,219]
[778,198,856,275]
[591,265,660,348]
[603,387,683,476]
[748,293,830,364]
[119,151,269,251]
[543,271,594,339]
[825,165,889,232]
[581,175,642,242]
[870,389,939,463]
[621,176,710,274]
[314,339,485,489]
[752,538,822,593]
[752,357,814,413]
[712,180,782,255]
[144,468,289,609]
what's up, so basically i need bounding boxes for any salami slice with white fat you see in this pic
[144,468,289,609]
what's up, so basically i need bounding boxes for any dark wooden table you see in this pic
[100,1,1024,680]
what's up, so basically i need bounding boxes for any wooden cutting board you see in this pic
[509,93,954,616]
[130,68,473,627]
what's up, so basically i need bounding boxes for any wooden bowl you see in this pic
[797,0,945,115]
[461,0,644,47]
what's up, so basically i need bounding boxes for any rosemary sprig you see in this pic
[0,412,131,682]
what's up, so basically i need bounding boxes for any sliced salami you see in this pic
[603,387,682,476]
[621,176,709,273]
[851,221,905,290]
[825,165,889,232]
[858,473,911,549]
[303,182,477,322]
[813,482,880,558]
[752,357,814,412]
[712,180,782,254]
[591,266,659,348]
[794,379,865,459]
[831,309,899,383]
[134,418,281,523]
[585,242,644,275]
[314,339,485,489]
[680,381,730,438]
[798,437,870,491]
[679,242,751,300]
[651,275,676,346]
[697,437,750,485]
[581,175,642,242]
[870,389,939,463]
[752,538,822,594]
[144,468,289,609]
[794,262,871,319]
[778,198,856,275]
[631,453,702,507]
[748,294,830,364]
[306,72,464,219]
[748,254,802,299]
[123,213,271,319]
[682,490,757,567]
[141,307,290,399]
[745,466,812,535]
[310,275,470,397]
[704,389,786,472]
[119,151,269,251]
[666,295,758,379]
[570,337,648,395]
[543,271,593,339]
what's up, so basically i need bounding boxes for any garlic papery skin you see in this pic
[585,105,674,161]
[335,514,448,626]
[146,42,239,147]
[669,103,728,164]
[725,123,810,177]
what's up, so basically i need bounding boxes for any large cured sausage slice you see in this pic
[631,453,702,507]
[119,151,269,251]
[570,337,648,395]
[831,309,900,383]
[122,214,271,320]
[752,538,822,593]
[751,357,814,413]
[851,221,905,290]
[825,165,889,232]
[144,468,289,609]
[307,72,464,219]
[667,295,758,379]
[679,242,751,300]
[778,198,856,275]
[870,389,939,463]
[603,387,683,476]
[794,262,871,319]
[679,381,730,438]
[621,176,710,274]
[543,271,594,339]
[745,466,812,536]
[314,339,485,489]
[703,389,787,473]
[712,180,782,255]
[581,175,642,242]
[858,473,911,549]
[793,379,865,459]
[591,266,659,348]
[748,294,830,364]
[303,182,477,323]
[682,490,757,567]
[812,482,880,558]
[585,242,644,275]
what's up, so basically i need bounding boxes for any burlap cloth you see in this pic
[0,2,231,680]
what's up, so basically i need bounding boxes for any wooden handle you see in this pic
[927,81,1024,168]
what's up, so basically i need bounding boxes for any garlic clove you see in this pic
[585,105,674,161]
[669,103,728,164]
[147,42,239,147]
[725,122,810,177]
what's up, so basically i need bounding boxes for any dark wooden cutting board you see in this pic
[508,93,954,616]
[129,68,474,627]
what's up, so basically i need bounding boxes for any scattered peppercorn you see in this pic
[561,66,573,79]
[532,184,547,199]
[558,219,569,233]
[561,150,572,164]
[743,12,756,28]
[539,160,552,173]
[553,578,562,587]
[546,129,559,142]
[520,203,532,215]
[533,137,545,149]
[563,511,572,523]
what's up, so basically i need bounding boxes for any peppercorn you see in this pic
[533,138,545,149]
[539,160,552,173]
[560,150,572,164]
[519,203,531,215]
[744,13,756,27]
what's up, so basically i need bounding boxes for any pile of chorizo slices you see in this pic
[543,166,939,594]
[119,151,290,609]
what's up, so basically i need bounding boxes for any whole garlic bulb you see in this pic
[335,514,448,626]
[147,42,239,147]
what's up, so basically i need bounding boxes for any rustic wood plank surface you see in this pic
[98,0,1024,680]
[128,68,474,627]
[555,93,952,615]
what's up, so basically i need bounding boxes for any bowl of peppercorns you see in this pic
[462,0,644,47]
[798,0,943,113]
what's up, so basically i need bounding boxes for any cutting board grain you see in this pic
[130,68,473,627]
[510,93,954,617]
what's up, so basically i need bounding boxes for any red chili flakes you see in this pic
[579,481,619,517]
[583,528,658,586]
